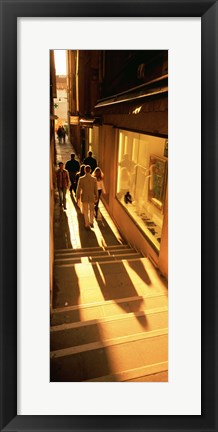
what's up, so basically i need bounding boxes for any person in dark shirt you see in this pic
[75,164,85,192]
[83,151,97,173]
[57,126,63,144]
[65,153,80,193]
[61,126,66,143]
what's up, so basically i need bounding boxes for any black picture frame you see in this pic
[0,1,217,431]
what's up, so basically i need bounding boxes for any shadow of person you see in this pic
[126,259,151,286]
[96,214,123,246]
[54,207,73,250]
[52,264,81,309]
[134,312,149,329]
[92,260,145,314]
[50,320,119,381]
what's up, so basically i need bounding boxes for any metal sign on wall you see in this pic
[70,116,79,125]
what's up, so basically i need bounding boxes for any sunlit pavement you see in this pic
[51,139,168,382]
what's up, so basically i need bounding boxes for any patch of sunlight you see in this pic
[96,313,149,344]
[91,314,148,376]
[79,308,99,322]
[73,261,106,305]
[65,193,81,248]
[74,262,96,277]
[81,257,90,263]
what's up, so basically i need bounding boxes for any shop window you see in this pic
[89,126,99,163]
[116,130,168,252]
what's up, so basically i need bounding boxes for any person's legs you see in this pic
[94,200,99,218]
[62,188,67,209]
[58,188,63,206]
[72,173,77,194]
[89,202,95,225]
[69,173,74,192]
[82,202,89,227]
[95,190,101,218]
[71,172,77,194]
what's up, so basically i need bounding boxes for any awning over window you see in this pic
[95,74,168,110]
[94,93,168,116]
[93,75,168,136]
[95,86,168,109]
[94,91,168,137]
[80,119,95,126]
[79,117,102,127]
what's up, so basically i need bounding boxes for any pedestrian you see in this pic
[92,167,106,219]
[56,162,70,210]
[74,164,85,210]
[75,164,85,192]
[61,126,66,143]
[83,150,97,173]
[57,126,63,144]
[65,153,80,194]
[76,165,98,229]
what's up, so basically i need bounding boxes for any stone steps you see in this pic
[54,244,142,264]
[54,243,131,254]
[55,244,134,254]
[51,243,168,382]
[51,293,168,326]
[50,307,168,351]
[52,256,168,309]
[50,328,168,382]
[54,252,143,265]
[54,245,142,266]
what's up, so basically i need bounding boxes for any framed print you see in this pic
[0,1,217,431]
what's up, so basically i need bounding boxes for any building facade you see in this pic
[50,50,57,304]
[66,50,168,277]
[54,75,68,130]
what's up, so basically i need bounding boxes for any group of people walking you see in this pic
[57,126,66,144]
[56,151,106,230]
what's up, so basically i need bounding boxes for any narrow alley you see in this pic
[50,139,168,382]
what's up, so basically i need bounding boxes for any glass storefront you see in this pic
[88,126,99,159]
[116,130,168,252]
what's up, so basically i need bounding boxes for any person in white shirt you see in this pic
[92,167,106,219]
[76,165,98,229]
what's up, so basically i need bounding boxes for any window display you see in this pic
[148,154,167,210]
[116,130,168,252]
